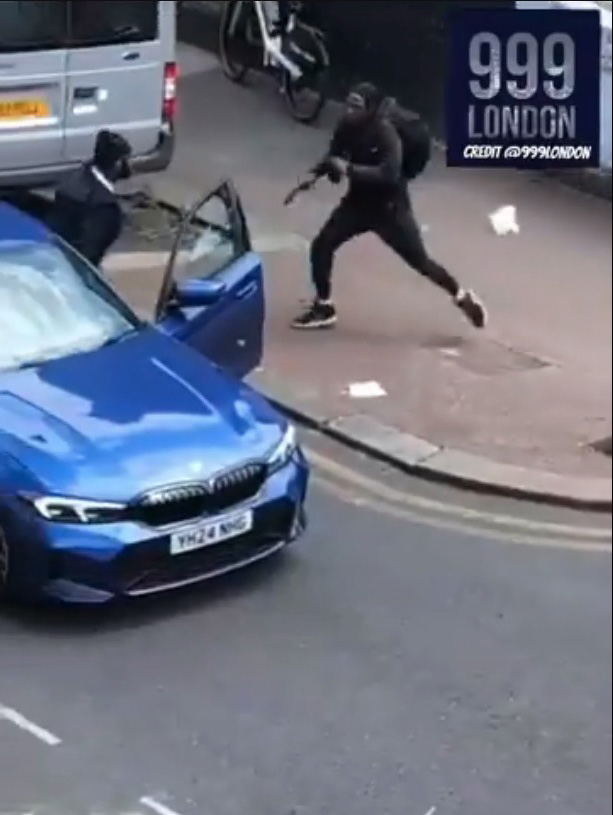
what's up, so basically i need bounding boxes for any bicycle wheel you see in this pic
[219,0,253,83]
[284,25,329,124]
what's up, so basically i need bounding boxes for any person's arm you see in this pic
[310,124,348,179]
[81,205,122,267]
[47,192,74,243]
[346,119,402,185]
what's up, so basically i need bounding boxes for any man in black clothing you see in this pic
[48,129,132,267]
[292,83,487,330]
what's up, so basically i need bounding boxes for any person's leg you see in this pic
[292,202,367,329]
[375,199,487,328]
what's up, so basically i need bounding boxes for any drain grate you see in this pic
[120,189,184,245]
[433,338,551,377]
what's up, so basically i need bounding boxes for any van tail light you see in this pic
[163,61,178,120]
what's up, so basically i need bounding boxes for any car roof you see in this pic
[0,201,51,246]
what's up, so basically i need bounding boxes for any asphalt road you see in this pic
[1,433,611,815]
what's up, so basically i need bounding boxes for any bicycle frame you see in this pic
[229,0,303,79]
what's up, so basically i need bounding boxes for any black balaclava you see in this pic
[347,81,384,116]
[93,129,133,181]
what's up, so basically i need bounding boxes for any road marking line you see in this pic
[306,447,612,541]
[424,808,437,815]
[140,797,182,815]
[0,704,61,746]
[312,473,612,553]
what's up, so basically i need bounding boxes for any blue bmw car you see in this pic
[0,180,309,603]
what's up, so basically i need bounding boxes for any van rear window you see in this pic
[69,2,159,47]
[0,1,67,53]
[0,1,159,53]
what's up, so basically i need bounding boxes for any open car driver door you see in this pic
[154,179,264,379]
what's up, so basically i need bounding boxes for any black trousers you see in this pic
[310,196,460,302]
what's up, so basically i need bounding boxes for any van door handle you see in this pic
[122,50,141,61]
[74,87,97,99]
[235,281,257,300]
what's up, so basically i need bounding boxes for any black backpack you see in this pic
[388,104,432,181]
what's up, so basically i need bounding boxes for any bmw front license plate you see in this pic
[170,510,254,555]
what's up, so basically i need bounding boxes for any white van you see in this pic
[0,0,177,189]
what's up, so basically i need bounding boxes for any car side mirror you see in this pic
[175,278,227,307]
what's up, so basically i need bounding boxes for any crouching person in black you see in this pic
[49,130,132,266]
[292,82,487,330]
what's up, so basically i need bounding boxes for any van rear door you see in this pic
[64,1,168,164]
[0,1,68,174]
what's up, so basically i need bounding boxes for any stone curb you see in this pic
[177,1,612,201]
[146,179,612,513]
[249,369,612,513]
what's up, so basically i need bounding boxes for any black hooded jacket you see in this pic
[315,85,405,208]
[48,162,123,266]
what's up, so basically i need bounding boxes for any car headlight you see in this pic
[267,424,298,474]
[24,495,126,524]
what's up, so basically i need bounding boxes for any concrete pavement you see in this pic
[121,44,612,508]
[0,434,610,815]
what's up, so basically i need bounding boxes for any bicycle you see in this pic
[219,0,329,124]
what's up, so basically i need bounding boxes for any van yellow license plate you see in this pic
[0,99,50,121]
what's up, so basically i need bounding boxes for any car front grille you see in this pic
[127,463,268,527]
[125,536,284,595]
[115,500,297,595]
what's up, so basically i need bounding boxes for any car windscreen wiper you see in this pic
[1,328,142,372]
[5,356,53,372]
[99,327,141,349]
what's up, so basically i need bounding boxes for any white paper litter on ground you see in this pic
[489,205,520,236]
[346,381,387,399]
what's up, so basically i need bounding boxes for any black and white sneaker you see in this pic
[291,301,337,329]
[457,290,487,329]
